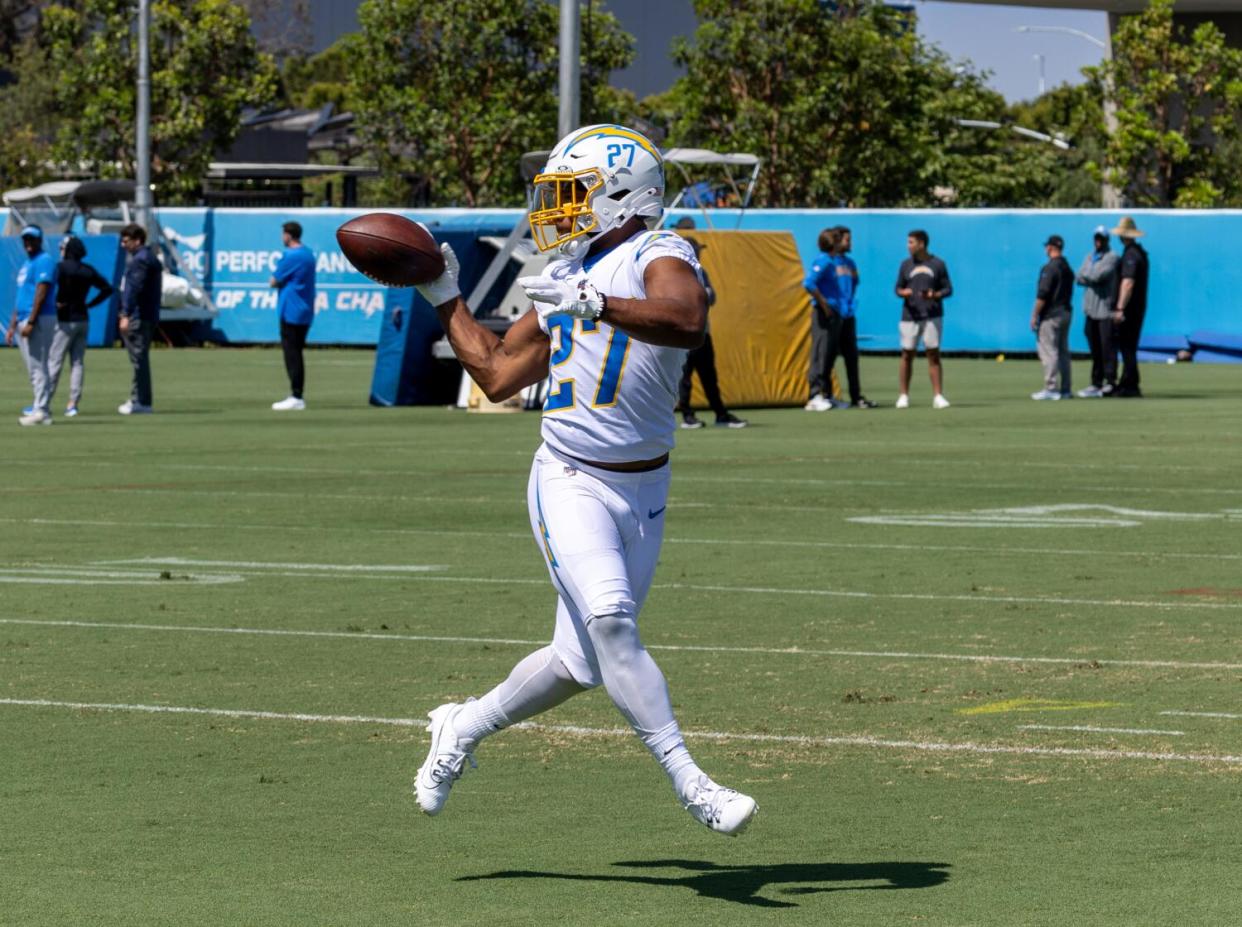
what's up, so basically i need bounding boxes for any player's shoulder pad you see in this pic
[633,231,695,265]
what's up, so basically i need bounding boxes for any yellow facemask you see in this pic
[528,168,605,254]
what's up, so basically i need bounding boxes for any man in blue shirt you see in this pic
[117,223,162,415]
[269,221,316,411]
[802,227,842,411]
[824,226,874,409]
[9,225,59,426]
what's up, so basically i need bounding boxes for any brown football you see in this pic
[336,213,446,287]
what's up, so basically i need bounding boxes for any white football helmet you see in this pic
[528,124,665,260]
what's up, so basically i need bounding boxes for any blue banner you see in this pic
[665,208,1242,353]
[156,207,524,345]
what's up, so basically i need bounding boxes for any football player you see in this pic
[410,124,757,836]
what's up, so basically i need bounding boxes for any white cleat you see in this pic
[18,410,52,426]
[117,400,153,415]
[272,396,306,411]
[683,775,758,836]
[894,394,910,409]
[932,394,951,409]
[803,394,832,412]
[413,703,476,816]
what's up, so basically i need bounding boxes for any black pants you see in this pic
[281,320,310,398]
[1083,316,1117,389]
[807,308,832,397]
[122,317,153,407]
[1116,309,1145,392]
[826,315,863,403]
[678,332,727,417]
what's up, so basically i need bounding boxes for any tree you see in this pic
[0,40,58,188]
[1007,82,1107,208]
[40,0,278,203]
[664,0,1065,207]
[1090,0,1242,207]
[346,0,635,207]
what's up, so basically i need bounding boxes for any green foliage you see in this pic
[40,0,278,203]
[665,0,1072,207]
[281,39,356,113]
[346,0,635,207]
[1090,0,1242,207]
[1007,82,1107,208]
[0,40,58,188]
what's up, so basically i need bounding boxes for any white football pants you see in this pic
[526,442,669,688]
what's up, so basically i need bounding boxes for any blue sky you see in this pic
[915,2,1110,102]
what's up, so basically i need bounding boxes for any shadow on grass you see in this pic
[458,858,951,908]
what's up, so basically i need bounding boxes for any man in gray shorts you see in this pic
[894,229,952,409]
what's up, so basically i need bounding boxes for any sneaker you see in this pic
[117,401,153,415]
[932,394,951,409]
[714,413,748,429]
[1101,383,1116,396]
[18,410,52,426]
[680,413,705,430]
[683,775,758,836]
[803,394,832,412]
[853,397,877,409]
[1059,391,1073,400]
[1030,389,1061,401]
[895,394,910,409]
[1077,386,1104,398]
[828,397,852,410]
[272,396,306,411]
[413,703,477,816]
[64,405,78,417]
[21,405,34,416]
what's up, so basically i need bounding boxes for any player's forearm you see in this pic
[1116,278,1134,311]
[600,296,705,349]
[435,298,531,400]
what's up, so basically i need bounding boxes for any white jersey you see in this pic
[535,230,698,464]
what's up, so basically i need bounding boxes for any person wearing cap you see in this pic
[269,220,316,411]
[116,222,162,415]
[1075,226,1119,397]
[1110,217,1149,398]
[1029,235,1075,400]
[9,225,59,426]
[47,234,114,418]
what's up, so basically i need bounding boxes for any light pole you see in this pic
[1014,24,1121,207]
[558,0,580,139]
[135,0,153,235]
[1035,53,1046,96]
[1015,25,1106,49]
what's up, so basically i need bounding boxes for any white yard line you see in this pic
[3,697,1239,765]
[1018,724,1186,736]
[0,567,242,586]
[6,516,1239,562]
[1161,711,1242,720]
[4,617,1240,672]
[99,558,448,573]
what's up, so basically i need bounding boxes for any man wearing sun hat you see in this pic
[1110,217,1149,398]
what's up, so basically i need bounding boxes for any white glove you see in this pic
[415,241,461,307]
[518,275,605,322]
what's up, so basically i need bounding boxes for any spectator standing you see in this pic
[47,235,114,418]
[894,230,952,409]
[825,226,874,409]
[673,223,746,429]
[1029,235,1075,400]
[269,221,316,411]
[11,225,58,426]
[802,227,842,411]
[1111,217,1149,398]
[1075,226,1119,397]
[116,223,162,415]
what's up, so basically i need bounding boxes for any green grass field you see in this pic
[2,347,1239,926]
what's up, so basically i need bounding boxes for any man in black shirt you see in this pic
[48,235,113,417]
[1111,217,1149,398]
[1029,235,1075,400]
[894,229,952,409]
